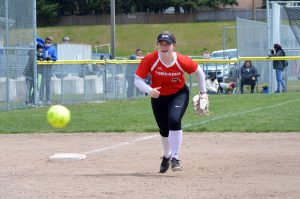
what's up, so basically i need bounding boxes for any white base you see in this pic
[49,153,86,161]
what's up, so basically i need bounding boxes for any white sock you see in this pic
[168,130,182,160]
[160,136,171,158]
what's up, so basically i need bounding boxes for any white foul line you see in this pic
[183,98,300,128]
[51,98,299,160]
[84,134,158,155]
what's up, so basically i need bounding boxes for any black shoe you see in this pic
[159,156,171,173]
[274,91,280,93]
[170,158,182,172]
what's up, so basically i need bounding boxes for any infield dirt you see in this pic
[0,133,299,199]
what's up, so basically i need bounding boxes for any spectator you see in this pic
[23,48,35,105]
[125,48,144,98]
[206,73,219,94]
[269,44,287,93]
[38,36,57,106]
[24,43,45,106]
[218,82,236,94]
[62,36,70,44]
[37,45,44,61]
[240,60,258,94]
[130,48,143,60]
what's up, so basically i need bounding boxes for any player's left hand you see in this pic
[192,93,209,116]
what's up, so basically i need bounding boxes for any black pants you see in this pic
[151,85,189,137]
[241,78,256,93]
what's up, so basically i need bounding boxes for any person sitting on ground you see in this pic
[240,60,258,94]
[206,73,219,94]
[126,48,144,98]
[218,82,236,94]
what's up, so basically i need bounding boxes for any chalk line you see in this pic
[84,134,158,155]
[49,98,299,160]
[183,98,300,128]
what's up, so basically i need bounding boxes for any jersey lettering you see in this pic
[135,51,198,95]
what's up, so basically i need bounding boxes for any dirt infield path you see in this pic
[0,133,299,199]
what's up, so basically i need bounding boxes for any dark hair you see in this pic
[273,44,282,52]
[243,60,252,67]
[36,44,43,50]
[209,73,216,80]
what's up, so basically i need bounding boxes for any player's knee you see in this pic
[169,118,181,130]
[160,129,169,137]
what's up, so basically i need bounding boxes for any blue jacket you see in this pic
[36,36,45,47]
[43,45,57,61]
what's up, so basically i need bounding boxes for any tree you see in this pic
[37,0,240,18]
[86,0,110,14]
[199,0,238,9]
[37,0,59,25]
[261,0,289,9]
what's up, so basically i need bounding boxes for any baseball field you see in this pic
[1,91,300,198]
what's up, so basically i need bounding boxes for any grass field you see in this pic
[1,91,300,133]
[1,22,295,133]
[38,22,236,57]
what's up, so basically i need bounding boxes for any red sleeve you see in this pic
[135,51,158,79]
[177,53,198,74]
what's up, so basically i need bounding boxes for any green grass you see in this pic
[38,22,236,56]
[1,91,300,133]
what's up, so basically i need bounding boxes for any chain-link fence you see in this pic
[0,60,156,111]
[236,1,300,94]
[2,1,300,111]
[236,18,272,93]
[0,0,35,110]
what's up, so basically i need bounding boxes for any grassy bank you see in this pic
[38,21,236,57]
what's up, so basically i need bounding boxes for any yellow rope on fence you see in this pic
[37,56,300,65]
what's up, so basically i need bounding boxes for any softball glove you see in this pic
[192,93,209,116]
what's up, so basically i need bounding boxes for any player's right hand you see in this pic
[149,87,161,98]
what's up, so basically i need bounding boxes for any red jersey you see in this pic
[135,51,198,96]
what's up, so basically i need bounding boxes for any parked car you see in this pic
[210,49,239,81]
[211,49,237,59]
[201,56,237,82]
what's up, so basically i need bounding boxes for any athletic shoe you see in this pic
[159,156,171,173]
[170,158,182,172]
